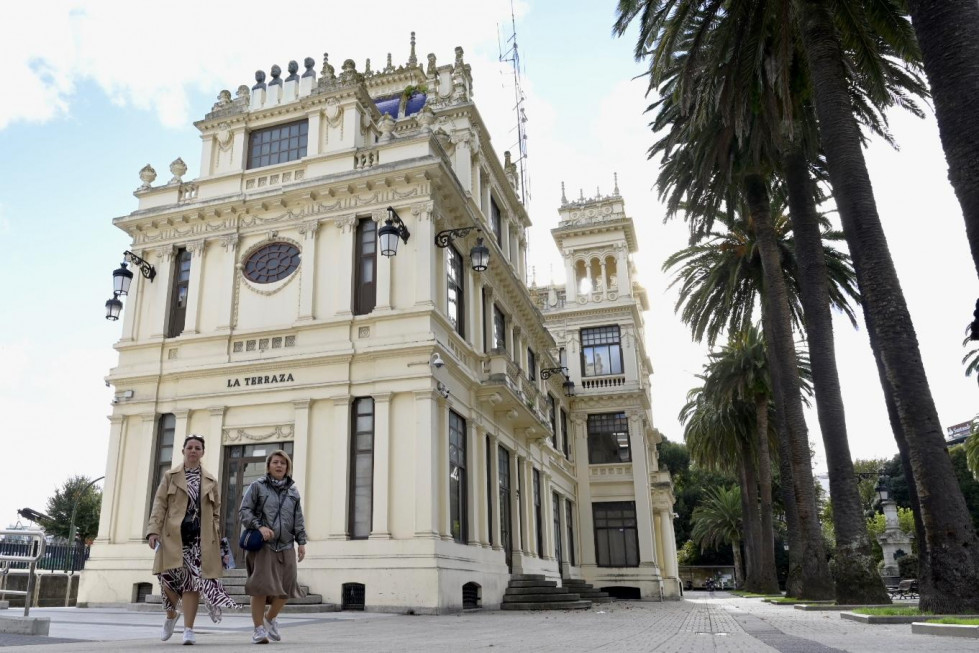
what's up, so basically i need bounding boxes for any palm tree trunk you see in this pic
[906,0,979,284]
[782,149,890,604]
[753,394,780,594]
[774,395,804,598]
[739,456,764,592]
[795,0,979,613]
[732,539,745,591]
[745,172,835,600]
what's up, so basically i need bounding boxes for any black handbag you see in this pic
[239,493,269,552]
[180,489,201,545]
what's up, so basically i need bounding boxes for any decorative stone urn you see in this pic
[138,164,157,189]
[169,158,187,184]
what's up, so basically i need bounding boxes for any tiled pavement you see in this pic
[1,592,974,651]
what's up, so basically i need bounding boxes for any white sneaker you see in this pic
[182,628,196,645]
[263,616,280,642]
[161,613,179,641]
[252,626,269,644]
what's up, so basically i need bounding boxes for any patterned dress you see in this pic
[158,467,240,621]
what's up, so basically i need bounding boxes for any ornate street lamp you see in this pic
[378,206,411,257]
[105,251,156,320]
[435,226,490,272]
[540,366,575,397]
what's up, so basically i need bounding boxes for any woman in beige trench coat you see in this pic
[146,435,238,645]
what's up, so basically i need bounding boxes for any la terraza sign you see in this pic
[226,372,295,388]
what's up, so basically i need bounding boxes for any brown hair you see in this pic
[265,449,292,476]
[183,435,205,450]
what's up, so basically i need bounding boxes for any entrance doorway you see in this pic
[222,441,294,563]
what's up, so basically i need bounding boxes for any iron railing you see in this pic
[0,529,45,616]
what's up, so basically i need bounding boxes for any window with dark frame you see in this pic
[486,434,493,546]
[481,288,488,352]
[449,410,468,544]
[247,119,308,169]
[580,325,624,377]
[166,248,191,338]
[548,394,557,449]
[533,469,543,556]
[492,304,506,351]
[587,412,631,464]
[354,218,377,315]
[560,408,570,459]
[553,493,563,566]
[348,397,375,539]
[566,500,576,566]
[150,414,176,507]
[527,348,536,383]
[243,242,301,284]
[490,196,502,245]
[593,501,639,567]
[446,244,465,337]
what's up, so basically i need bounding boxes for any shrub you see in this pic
[897,553,918,579]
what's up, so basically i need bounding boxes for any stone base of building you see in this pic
[580,563,674,601]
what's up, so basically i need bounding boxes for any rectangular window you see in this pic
[348,397,375,539]
[354,218,377,315]
[446,244,465,337]
[151,414,176,503]
[481,288,488,352]
[580,325,624,377]
[449,410,468,544]
[490,196,502,245]
[553,493,562,566]
[566,500,576,566]
[548,394,557,449]
[166,248,191,338]
[533,468,543,556]
[587,412,631,464]
[486,434,493,546]
[247,119,308,169]
[593,501,639,567]
[527,348,537,383]
[492,304,506,351]
[560,408,570,459]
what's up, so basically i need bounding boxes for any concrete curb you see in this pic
[912,622,979,638]
[0,615,50,636]
[795,604,898,611]
[841,612,978,624]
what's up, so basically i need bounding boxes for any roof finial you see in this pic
[579,188,584,201]
[560,181,568,206]
[531,265,537,287]
[408,31,418,67]
[596,186,601,198]
[365,58,372,75]
[321,53,336,80]
[613,172,620,196]
[385,52,394,73]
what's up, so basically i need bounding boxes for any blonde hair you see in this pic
[266,449,293,476]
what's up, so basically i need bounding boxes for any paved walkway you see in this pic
[0,593,972,651]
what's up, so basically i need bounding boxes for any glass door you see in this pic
[222,442,294,563]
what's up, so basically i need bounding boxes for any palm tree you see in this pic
[792,0,979,612]
[614,0,978,612]
[904,1,979,286]
[700,326,779,593]
[691,486,745,588]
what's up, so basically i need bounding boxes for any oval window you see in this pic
[243,242,301,284]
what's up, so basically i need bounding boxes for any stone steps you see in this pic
[500,574,592,611]
[562,579,613,603]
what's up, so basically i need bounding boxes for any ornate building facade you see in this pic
[79,38,679,613]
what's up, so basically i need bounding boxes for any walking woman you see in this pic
[239,449,307,644]
[146,435,239,645]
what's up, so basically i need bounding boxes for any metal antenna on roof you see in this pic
[498,0,530,206]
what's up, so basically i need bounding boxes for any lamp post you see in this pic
[105,251,156,320]
[67,476,104,571]
[540,366,576,397]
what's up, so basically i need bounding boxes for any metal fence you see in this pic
[0,529,46,616]
[0,540,89,573]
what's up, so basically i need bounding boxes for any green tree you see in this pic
[44,475,102,542]
[691,485,744,587]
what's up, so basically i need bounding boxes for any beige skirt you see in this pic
[244,546,306,599]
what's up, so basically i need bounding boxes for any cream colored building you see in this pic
[79,39,678,613]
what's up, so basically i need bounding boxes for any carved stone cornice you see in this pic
[223,423,295,444]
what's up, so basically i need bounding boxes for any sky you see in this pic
[1,0,976,530]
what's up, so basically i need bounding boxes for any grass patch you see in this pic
[928,618,979,625]
[732,591,783,598]
[853,607,928,616]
